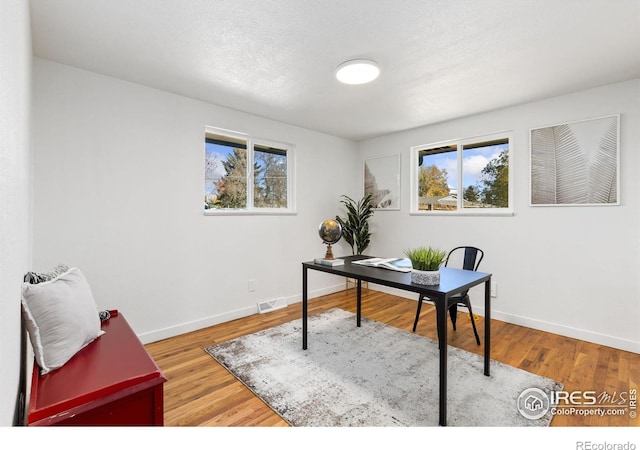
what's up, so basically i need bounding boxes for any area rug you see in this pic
[205,308,562,426]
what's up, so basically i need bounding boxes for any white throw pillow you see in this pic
[21,267,105,374]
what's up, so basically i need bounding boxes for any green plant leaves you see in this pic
[403,246,446,271]
[336,193,374,255]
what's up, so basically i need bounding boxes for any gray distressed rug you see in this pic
[205,308,562,426]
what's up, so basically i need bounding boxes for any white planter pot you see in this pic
[411,269,440,285]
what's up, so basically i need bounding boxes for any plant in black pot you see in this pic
[335,193,374,255]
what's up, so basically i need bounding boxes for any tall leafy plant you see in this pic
[335,193,374,255]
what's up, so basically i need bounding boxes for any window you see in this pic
[204,127,295,214]
[410,132,512,215]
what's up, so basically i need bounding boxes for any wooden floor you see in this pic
[145,289,640,427]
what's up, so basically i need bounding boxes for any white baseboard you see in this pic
[474,306,640,354]
[137,305,256,344]
[370,284,640,354]
[139,282,640,354]
[137,282,346,344]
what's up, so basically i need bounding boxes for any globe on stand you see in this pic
[318,219,342,260]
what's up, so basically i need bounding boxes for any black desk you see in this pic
[302,255,492,426]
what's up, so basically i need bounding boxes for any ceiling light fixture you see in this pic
[335,59,381,85]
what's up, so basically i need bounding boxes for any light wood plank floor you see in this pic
[145,289,639,427]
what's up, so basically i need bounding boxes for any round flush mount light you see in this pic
[335,59,381,85]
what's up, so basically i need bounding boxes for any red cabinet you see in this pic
[28,311,167,426]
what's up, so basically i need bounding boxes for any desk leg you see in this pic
[439,296,448,426]
[302,266,308,350]
[356,279,362,327]
[484,278,491,376]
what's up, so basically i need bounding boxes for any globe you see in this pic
[318,219,342,260]
[319,219,342,244]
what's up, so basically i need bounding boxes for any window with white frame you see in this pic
[204,127,295,214]
[410,132,512,214]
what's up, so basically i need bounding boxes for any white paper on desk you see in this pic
[352,257,412,272]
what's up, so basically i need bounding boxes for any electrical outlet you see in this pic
[490,283,497,298]
[248,279,256,292]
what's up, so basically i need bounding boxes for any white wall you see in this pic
[32,58,359,343]
[0,0,32,426]
[31,58,639,355]
[359,79,640,353]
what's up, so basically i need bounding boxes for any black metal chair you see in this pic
[412,246,484,345]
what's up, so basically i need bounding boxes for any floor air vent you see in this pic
[257,298,287,314]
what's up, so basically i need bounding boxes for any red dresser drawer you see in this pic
[28,311,167,426]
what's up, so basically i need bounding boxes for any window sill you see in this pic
[204,209,297,216]
[409,210,515,217]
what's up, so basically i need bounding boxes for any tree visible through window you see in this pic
[254,144,288,208]
[413,134,511,213]
[205,128,293,213]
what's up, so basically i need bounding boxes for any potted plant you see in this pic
[335,193,374,255]
[404,246,447,285]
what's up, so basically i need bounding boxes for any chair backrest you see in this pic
[444,246,484,272]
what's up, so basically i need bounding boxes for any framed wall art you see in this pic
[530,114,620,206]
[364,154,400,210]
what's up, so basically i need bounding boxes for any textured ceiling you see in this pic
[29,0,640,141]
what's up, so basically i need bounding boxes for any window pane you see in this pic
[205,133,247,209]
[417,145,457,211]
[254,144,288,208]
[462,139,509,209]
